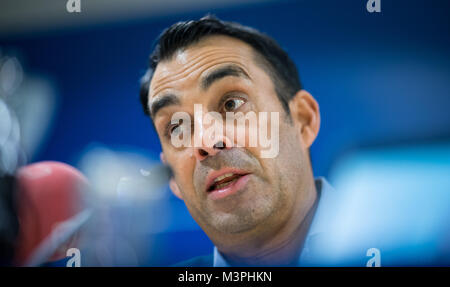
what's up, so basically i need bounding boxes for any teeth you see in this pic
[214,173,234,183]
[215,181,234,189]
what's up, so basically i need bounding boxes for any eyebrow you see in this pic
[150,65,250,118]
[150,93,180,118]
[201,64,250,91]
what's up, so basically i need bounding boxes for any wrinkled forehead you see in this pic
[149,35,256,100]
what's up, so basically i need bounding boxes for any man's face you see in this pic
[148,35,315,245]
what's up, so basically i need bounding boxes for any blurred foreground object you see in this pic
[0,49,63,266]
[14,161,91,266]
[76,145,172,266]
[0,48,57,170]
[0,174,18,266]
[0,97,23,176]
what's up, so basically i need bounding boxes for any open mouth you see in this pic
[207,173,247,192]
[205,169,252,200]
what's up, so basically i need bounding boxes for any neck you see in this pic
[218,182,319,266]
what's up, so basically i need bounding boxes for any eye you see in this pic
[223,98,245,112]
[167,119,183,137]
[169,125,181,136]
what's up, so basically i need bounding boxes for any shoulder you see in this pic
[171,254,214,267]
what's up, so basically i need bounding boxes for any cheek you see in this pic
[273,123,304,171]
[165,149,196,192]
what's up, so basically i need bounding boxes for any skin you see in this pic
[148,35,320,266]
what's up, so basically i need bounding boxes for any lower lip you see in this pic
[207,174,251,200]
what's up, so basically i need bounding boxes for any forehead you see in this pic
[149,35,257,100]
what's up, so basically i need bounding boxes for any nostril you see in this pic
[198,149,209,157]
[213,141,226,150]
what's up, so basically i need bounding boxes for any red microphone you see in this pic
[14,161,91,266]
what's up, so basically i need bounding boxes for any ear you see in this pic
[169,178,183,200]
[288,90,320,149]
[160,152,183,200]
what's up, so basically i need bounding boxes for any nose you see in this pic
[194,136,232,161]
[192,106,233,161]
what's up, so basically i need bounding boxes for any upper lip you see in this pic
[205,168,251,192]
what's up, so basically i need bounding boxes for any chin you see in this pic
[207,202,276,235]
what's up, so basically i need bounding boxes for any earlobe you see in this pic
[169,178,183,200]
[288,90,321,148]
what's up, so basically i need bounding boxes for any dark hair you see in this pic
[139,15,302,116]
